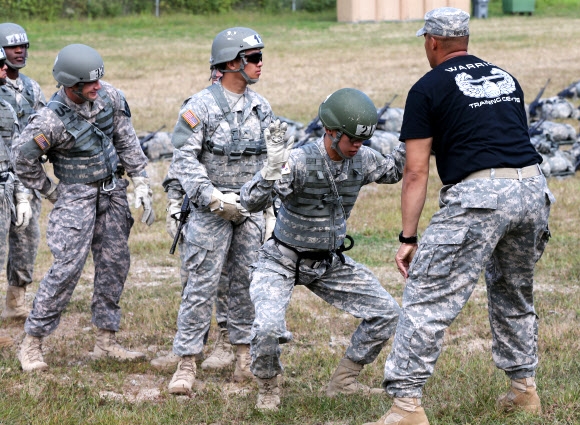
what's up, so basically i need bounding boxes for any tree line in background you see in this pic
[0,0,334,19]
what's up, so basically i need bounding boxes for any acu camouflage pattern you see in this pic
[240,138,406,250]
[167,82,274,357]
[0,74,46,128]
[172,209,264,356]
[0,99,19,282]
[12,81,147,192]
[2,74,47,289]
[167,81,273,204]
[12,81,147,338]
[416,7,470,38]
[248,239,401,379]
[25,179,134,336]
[239,139,406,379]
[383,174,554,398]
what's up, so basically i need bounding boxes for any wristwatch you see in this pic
[398,231,418,244]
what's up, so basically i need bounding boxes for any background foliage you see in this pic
[2,0,578,19]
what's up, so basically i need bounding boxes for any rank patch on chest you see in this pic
[182,109,200,129]
[33,133,50,151]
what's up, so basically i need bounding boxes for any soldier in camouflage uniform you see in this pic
[0,23,47,321]
[0,48,31,347]
[164,27,274,394]
[11,44,155,372]
[240,88,405,411]
[366,9,553,425]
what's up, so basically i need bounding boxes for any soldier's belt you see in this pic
[463,164,541,181]
[275,242,330,268]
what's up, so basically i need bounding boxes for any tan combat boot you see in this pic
[2,286,29,320]
[151,350,204,369]
[326,357,384,397]
[497,377,542,414]
[0,336,13,348]
[19,334,48,372]
[363,398,429,425]
[233,344,253,382]
[151,352,181,370]
[255,375,281,411]
[168,356,196,395]
[201,326,234,370]
[92,329,145,360]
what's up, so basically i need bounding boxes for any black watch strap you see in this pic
[399,231,418,244]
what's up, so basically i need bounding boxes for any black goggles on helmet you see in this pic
[243,52,262,64]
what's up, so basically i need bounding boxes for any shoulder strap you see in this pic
[207,83,240,145]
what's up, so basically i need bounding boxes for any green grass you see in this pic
[1,6,579,425]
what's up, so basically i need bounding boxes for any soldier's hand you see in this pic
[132,176,155,226]
[261,119,295,181]
[166,198,181,238]
[14,192,32,230]
[209,189,248,223]
[395,243,418,279]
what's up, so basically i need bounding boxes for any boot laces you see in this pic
[175,359,195,380]
[25,338,43,363]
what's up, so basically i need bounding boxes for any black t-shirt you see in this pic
[399,54,542,184]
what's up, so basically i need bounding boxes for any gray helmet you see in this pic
[209,27,264,68]
[0,47,6,63]
[52,44,105,87]
[0,23,29,69]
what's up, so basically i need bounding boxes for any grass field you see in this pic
[0,9,579,425]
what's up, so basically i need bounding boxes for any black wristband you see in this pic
[399,231,418,244]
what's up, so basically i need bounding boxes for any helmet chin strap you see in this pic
[330,131,350,160]
[221,52,259,85]
[71,82,93,103]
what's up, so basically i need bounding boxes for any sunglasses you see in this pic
[0,60,5,69]
[244,52,262,64]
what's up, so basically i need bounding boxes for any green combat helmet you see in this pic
[209,27,264,85]
[319,88,378,159]
[52,44,104,102]
[0,22,29,69]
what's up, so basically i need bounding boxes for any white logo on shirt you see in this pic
[455,68,516,98]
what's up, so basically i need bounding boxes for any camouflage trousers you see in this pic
[249,239,401,380]
[173,210,263,357]
[7,190,41,288]
[384,174,554,398]
[25,179,134,337]
[0,180,14,271]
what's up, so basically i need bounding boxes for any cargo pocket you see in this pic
[411,226,469,278]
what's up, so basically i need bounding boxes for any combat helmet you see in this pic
[0,23,29,69]
[209,27,264,84]
[0,47,6,63]
[319,88,378,159]
[52,44,104,88]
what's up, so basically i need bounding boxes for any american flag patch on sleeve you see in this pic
[182,109,200,129]
[33,133,50,151]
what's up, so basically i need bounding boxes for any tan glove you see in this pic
[261,119,295,180]
[14,192,32,230]
[166,198,181,238]
[132,176,155,226]
[264,206,276,242]
[42,179,58,205]
[209,188,249,223]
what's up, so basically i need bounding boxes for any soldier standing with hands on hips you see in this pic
[12,43,155,372]
[366,8,553,425]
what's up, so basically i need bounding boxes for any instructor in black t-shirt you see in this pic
[364,7,555,425]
